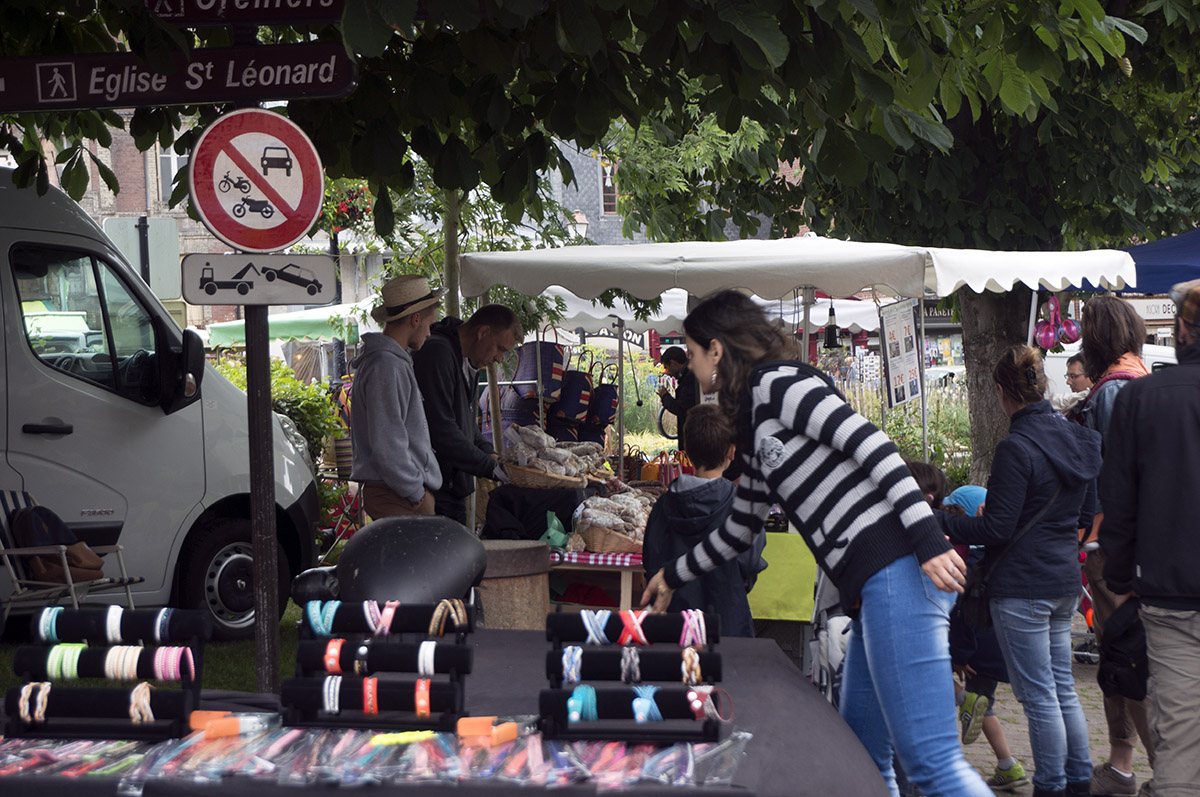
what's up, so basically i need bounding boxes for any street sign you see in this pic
[0,44,355,113]
[189,108,324,253]
[181,253,336,305]
[147,0,346,26]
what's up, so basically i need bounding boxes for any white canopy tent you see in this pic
[460,235,1137,464]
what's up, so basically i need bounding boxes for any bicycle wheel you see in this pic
[657,406,679,440]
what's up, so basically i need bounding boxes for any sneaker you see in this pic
[1136,780,1153,797]
[987,761,1029,792]
[1092,762,1137,797]
[959,691,990,745]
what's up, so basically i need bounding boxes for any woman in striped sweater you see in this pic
[642,290,989,797]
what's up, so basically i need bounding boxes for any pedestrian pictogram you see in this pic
[37,62,77,103]
[188,109,324,253]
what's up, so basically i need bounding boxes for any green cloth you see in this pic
[207,303,363,347]
[747,532,817,622]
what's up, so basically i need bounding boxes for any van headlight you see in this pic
[275,412,315,473]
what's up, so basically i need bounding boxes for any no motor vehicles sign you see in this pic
[189,108,324,253]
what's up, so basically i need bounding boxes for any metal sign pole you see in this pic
[245,305,280,694]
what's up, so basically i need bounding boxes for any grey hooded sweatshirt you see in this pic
[349,332,441,503]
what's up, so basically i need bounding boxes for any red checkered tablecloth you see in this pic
[550,551,643,568]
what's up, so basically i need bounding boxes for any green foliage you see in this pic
[214,355,342,464]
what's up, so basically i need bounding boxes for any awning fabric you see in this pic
[206,300,377,347]
[1118,228,1200,295]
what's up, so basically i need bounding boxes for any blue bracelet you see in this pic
[632,684,662,723]
[567,684,597,723]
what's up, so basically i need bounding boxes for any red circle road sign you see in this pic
[189,109,323,253]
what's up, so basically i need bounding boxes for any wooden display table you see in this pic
[549,551,645,610]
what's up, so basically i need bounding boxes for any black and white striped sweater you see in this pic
[663,361,951,612]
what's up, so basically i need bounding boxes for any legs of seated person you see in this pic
[840,554,992,797]
[991,595,1092,792]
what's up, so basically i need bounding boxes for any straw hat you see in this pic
[370,274,446,325]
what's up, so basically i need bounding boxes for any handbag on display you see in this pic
[952,485,1061,630]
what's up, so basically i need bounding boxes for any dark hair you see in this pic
[1066,353,1085,369]
[993,344,1047,405]
[683,290,796,411]
[905,460,947,509]
[682,403,735,471]
[1080,295,1145,382]
[464,304,522,338]
[660,346,687,366]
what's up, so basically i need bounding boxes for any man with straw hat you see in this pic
[1099,278,1200,797]
[349,274,446,519]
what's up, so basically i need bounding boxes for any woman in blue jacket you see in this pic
[938,345,1101,797]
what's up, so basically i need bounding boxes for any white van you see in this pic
[1044,341,1178,398]
[0,169,318,639]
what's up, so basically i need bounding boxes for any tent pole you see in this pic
[617,317,625,481]
[1026,289,1039,346]
[920,300,929,462]
[801,287,814,364]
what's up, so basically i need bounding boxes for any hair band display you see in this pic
[566,684,597,723]
[362,677,379,715]
[355,643,370,676]
[378,600,400,636]
[129,682,154,724]
[363,601,382,634]
[324,639,345,675]
[621,646,641,684]
[38,607,63,643]
[322,675,342,715]
[414,678,431,718]
[581,610,611,645]
[632,684,662,723]
[105,605,124,645]
[681,646,703,686]
[562,646,583,685]
[418,640,437,677]
[680,609,706,648]
[618,610,649,646]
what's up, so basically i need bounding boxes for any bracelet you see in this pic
[307,600,341,637]
[681,645,702,686]
[62,643,85,680]
[46,644,67,680]
[632,684,662,723]
[153,608,172,643]
[418,640,437,677]
[414,678,431,718]
[106,647,125,680]
[378,600,400,636]
[562,646,582,685]
[618,610,649,646]
[33,681,51,724]
[428,600,450,637]
[362,676,379,715]
[354,643,370,676]
[620,646,641,684]
[363,601,382,634]
[581,609,611,645]
[680,609,706,648]
[129,682,154,724]
[165,647,195,681]
[448,599,468,631]
[152,647,167,680]
[324,639,345,674]
[567,684,597,723]
[39,607,63,643]
[18,683,37,723]
[108,645,139,681]
[686,685,713,720]
[105,605,124,645]
[322,675,342,714]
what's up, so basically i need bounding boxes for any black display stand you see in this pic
[280,592,477,731]
[539,610,726,743]
[4,608,211,740]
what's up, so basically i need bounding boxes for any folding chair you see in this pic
[0,490,142,626]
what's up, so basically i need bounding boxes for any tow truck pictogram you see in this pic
[198,261,260,295]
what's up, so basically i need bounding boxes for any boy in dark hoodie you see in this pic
[642,403,764,637]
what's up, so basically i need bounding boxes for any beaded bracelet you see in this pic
[632,684,662,723]
[562,645,583,685]
[567,684,597,723]
[618,610,649,646]
[581,609,611,645]
[620,646,641,684]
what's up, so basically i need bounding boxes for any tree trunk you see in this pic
[957,285,1033,485]
[443,189,462,318]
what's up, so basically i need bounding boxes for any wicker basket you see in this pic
[578,521,643,554]
[505,464,587,490]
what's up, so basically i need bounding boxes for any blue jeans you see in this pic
[840,555,992,797]
[991,595,1092,790]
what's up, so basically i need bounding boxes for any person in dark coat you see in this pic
[657,346,699,433]
[642,403,763,637]
[938,344,1101,797]
[412,304,521,526]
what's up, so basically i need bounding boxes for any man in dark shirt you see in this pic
[657,346,699,432]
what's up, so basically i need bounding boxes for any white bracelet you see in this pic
[106,605,124,645]
[418,640,437,677]
[105,647,123,681]
[323,675,342,714]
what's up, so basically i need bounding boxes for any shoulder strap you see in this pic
[981,484,1062,582]
[1078,371,1141,412]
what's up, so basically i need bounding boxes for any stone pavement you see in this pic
[959,621,1154,794]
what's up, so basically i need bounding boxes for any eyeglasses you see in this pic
[1066,372,1084,380]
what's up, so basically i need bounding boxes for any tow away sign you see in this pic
[182,254,336,306]
[0,43,355,113]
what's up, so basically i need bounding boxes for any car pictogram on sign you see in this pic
[261,146,293,176]
[262,262,323,295]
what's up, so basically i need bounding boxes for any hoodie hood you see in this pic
[1010,400,1101,485]
[655,475,737,540]
[350,331,411,369]
[429,317,465,355]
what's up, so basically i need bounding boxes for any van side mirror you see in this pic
[158,323,206,415]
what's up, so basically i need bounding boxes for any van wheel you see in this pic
[179,518,290,641]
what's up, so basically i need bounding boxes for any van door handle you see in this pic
[22,423,74,435]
